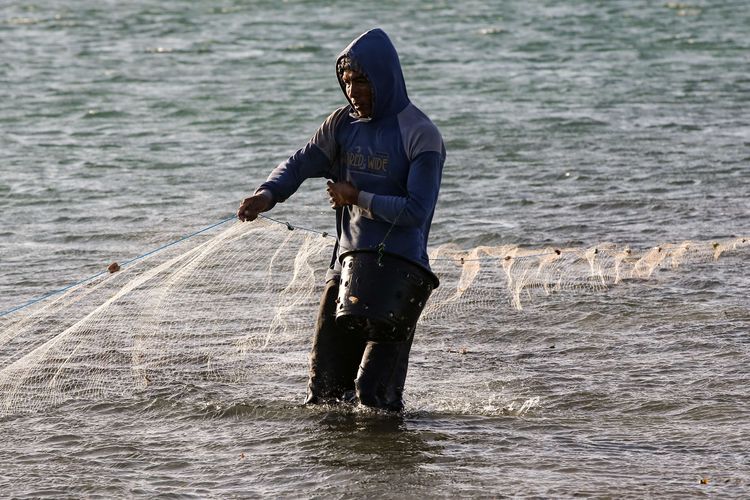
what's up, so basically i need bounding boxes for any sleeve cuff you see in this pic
[254,188,275,203]
[356,191,374,211]
[253,188,277,210]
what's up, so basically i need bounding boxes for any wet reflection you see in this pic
[307,408,444,475]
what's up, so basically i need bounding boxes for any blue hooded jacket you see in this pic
[257,29,446,277]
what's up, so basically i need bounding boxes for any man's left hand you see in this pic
[326,181,359,208]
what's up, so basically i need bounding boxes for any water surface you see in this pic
[1,1,749,497]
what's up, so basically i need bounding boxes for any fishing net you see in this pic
[0,217,747,417]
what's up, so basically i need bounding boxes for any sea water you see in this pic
[1,1,749,497]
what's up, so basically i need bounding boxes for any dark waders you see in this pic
[305,277,413,412]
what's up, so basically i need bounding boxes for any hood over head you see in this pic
[336,29,410,121]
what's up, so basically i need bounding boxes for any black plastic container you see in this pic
[335,249,440,342]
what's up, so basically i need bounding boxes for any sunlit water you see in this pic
[1,1,749,497]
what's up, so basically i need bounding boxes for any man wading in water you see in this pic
[238,29,445,411]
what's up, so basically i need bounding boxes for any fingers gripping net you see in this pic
[0,219,747,417]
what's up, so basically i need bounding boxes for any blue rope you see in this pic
[431,251,558,263]
[0,210,575,318]
[258,213,335,239]
[0,271,111,319]
[0,215,237,318]
[119,215,236,267]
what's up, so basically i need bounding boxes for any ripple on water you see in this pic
[2,0,750,497]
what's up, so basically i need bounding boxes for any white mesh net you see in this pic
[0,217,747,417]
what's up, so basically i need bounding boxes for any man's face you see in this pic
[342,69,373,119]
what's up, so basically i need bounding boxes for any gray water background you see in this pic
[1,0,749,497]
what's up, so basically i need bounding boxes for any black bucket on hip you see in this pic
[335,249,439,342]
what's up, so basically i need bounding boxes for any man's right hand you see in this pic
[237,193,272,222]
